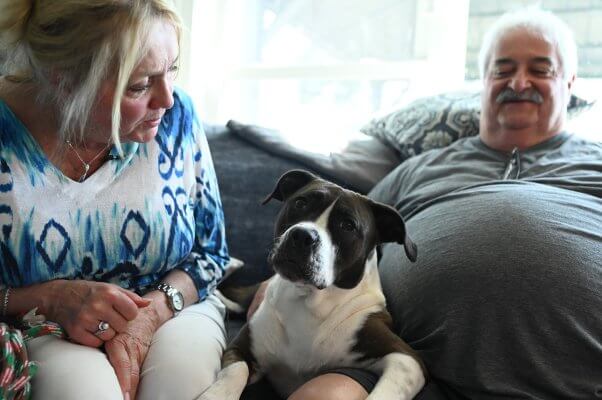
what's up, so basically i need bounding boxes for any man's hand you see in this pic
[44,280,151,347]
[246,278,272,321]
[105,304,160,400]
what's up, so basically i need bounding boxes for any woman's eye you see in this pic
[294,198,307,209]
[128,84,151,93]
[168,65,179,75]
[340,219,356,232]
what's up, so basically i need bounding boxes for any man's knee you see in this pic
[288,373,368,400]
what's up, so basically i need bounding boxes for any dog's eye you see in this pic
[340,219,356,232]
[294,198,307,209]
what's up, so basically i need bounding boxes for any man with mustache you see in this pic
[367,7,601,400]
[478,10,577,153]
[246,6,601,400]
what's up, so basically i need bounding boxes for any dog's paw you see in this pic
[196,361,249,400]
[197,383,239,400]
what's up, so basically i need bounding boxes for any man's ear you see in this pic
[262,169,317,204]
[370,200,417,262]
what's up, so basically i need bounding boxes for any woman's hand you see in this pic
[105,304,159,400]
[247,278,272,321]
[44,279,151,347]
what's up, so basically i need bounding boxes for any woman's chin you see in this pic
[123,126,160,143]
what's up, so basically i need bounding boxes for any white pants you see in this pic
[27,295,226,400]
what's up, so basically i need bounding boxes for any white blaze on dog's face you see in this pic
[266,171,416,290]
[270,202,338,289]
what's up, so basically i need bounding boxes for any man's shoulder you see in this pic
[563,134,602,156]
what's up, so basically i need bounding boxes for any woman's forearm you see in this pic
[4,280,58,317]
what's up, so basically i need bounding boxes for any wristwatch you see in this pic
[155,283,184,316]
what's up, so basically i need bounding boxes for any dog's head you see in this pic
[263,170,417,290]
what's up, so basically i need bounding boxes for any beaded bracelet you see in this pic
[1,288,10,316]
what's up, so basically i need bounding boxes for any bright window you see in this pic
[182,0,470,151]
[174,0,601,147]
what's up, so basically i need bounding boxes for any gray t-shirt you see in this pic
[369,133,602,399]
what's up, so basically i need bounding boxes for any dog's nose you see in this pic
[290,227,319,249]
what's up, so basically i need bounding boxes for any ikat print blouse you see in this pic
[0,89,230,300]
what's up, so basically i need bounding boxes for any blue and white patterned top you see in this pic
[0,88,230,301]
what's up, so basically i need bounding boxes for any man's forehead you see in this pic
[492,28,559,63]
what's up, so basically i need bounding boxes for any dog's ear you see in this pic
[370,201,417,262]
[262,170,317,204]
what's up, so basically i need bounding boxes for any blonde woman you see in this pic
[0,1,229,399]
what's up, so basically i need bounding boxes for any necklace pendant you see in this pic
[79,163,90,182]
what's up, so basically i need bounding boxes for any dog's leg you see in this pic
[367,352,425,400]
[355,312,426,399]
[197,324,257,400]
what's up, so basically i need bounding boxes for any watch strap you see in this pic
[155,282,182,315]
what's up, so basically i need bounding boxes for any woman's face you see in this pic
[89,18,179,144]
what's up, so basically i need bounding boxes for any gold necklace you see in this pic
[65,140,111,182]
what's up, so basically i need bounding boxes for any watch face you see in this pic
[172,292,184,311]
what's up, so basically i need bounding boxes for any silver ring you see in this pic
[94,320,110,336]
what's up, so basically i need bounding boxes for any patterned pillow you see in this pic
[360,92,592,161]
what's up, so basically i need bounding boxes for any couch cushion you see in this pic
[226,120,401,194]
[360,92,593,162]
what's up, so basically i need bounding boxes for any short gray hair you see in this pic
[478,6,578,80]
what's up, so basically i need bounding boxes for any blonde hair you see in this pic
[0,0,182,151]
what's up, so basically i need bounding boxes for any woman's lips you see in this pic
[142,118,162,128]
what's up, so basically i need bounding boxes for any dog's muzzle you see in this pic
[271,226,324,286]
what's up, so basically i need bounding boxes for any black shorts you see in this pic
[327,368,379,393]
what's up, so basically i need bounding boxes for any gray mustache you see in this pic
[496,88,543,104]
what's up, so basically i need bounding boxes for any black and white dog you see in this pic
[201,170,425,400]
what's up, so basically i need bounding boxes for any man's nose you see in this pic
[508,69,532,92]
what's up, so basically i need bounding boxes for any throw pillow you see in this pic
[360,92,593,161]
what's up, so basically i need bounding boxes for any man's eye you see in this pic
[532,68,553,76]
[493,69,511,78]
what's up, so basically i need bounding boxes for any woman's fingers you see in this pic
[67,323,105,348]
[104,309,130,334]
[94,326,117,341]
[112,290,146,321]
[122,288,152,308]
[85,317,119,341]
[106,340,132,397]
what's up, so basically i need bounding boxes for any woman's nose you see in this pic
[150,78,174,110]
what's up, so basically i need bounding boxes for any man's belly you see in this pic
[379,182,602,399]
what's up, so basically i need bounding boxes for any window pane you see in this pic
[466,0,602,80]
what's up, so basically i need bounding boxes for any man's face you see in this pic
[480,28,574,151]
